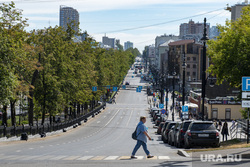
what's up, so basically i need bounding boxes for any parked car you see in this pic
[162,122,177,143]
[184,121,220,149]
[154,114,166,126]
[125,81,130,85]
[150,107,161,117]
[161,121,170,135]
[168,122,181,146]
[157,122,165,135]
[175,120,192,148]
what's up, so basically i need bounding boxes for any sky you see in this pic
[0,0,246,53]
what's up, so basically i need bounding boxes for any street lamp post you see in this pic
[201,18,209,121]
[172,72,176,121]
[182,52,186,107]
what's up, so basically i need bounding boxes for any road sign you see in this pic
[153,98,157,102]
[242,77,250,91]
[132,76,134,78]
[182,105,188,112]
[92,86,97,92]
[159,103,164,109]
[161,109,166,114]
[113,87,118,91]
[136,87,141,92]
[138,86,143,89]
[122,85,126,89]
[242,100,250,108]
[242,92,250,99]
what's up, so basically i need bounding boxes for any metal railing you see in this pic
[0,103,106,139]
[230,119,250,143]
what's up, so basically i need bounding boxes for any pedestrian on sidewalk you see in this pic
[221,121,229,141]
[218,120,222,131]
[131,116,154,159]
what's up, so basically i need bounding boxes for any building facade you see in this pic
[102,36,115,49]
[230,1,249,20]
[59,6,79,33]
[179,20,210,42]
[124,41,133,50]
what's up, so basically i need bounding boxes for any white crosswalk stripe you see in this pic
[0,155,170,161]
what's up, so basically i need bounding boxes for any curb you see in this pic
[177,149,190,157]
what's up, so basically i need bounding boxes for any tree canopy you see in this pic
[0,2,137,126]
[207,5,250,88]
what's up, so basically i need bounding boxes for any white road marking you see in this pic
[126,110,133,127]
[50,156,67,160]
[158,156,170,160]
[16,150,21,152]
[104,156,119,160]
[97,121,100,124]
[136,156,144,160]
[77,156,93,160]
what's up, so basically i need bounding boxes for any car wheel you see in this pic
[213,143,220,148]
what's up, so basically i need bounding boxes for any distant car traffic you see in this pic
[125,82,129,85]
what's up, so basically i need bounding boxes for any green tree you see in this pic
[0,2,28,125]
[207,5,250,88]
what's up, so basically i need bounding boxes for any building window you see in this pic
[192,72,196,76]
[193,64,196,68]
[193,57,196,61]
[187,72,190,76]
[225,108,231,120]
[187,64,190,68]
[212,108,218,119]
[187,57,190,61]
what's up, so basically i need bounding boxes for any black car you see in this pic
[175,120,192,148]
[162,122,177,143]
[184,121,220,149]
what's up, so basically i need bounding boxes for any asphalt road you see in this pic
[0,69,189,167]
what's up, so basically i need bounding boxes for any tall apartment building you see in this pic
[209,26,220,39]
[154,34,179,70]
[102,36,115,49]
[59,6,79,33]
[179,20,210,41]
[124,41,133,50]
[228,1,249,21]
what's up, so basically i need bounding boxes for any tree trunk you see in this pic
[10,99,16,126]
[2,105,7,126]
[28,54,41,126]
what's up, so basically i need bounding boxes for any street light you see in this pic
[201,18,209,121]
[182,52,186,107]
[172,71,176,121]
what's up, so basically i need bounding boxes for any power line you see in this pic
[100,8,224,34]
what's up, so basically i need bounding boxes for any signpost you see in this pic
[92,86,97,92]
[159,103,164,109]
[182,105,188,112]
[113,87,118,92]
[242,77,250,144]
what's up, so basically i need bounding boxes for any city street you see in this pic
[0,69,192,167]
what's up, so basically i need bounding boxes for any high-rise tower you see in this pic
[59,5,79,32]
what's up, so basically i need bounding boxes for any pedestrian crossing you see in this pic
[0,154,170,161]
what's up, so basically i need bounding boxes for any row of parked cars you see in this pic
[150,107,220,149]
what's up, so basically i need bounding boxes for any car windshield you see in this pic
[191,123,216,131]
[183,122,191,130]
